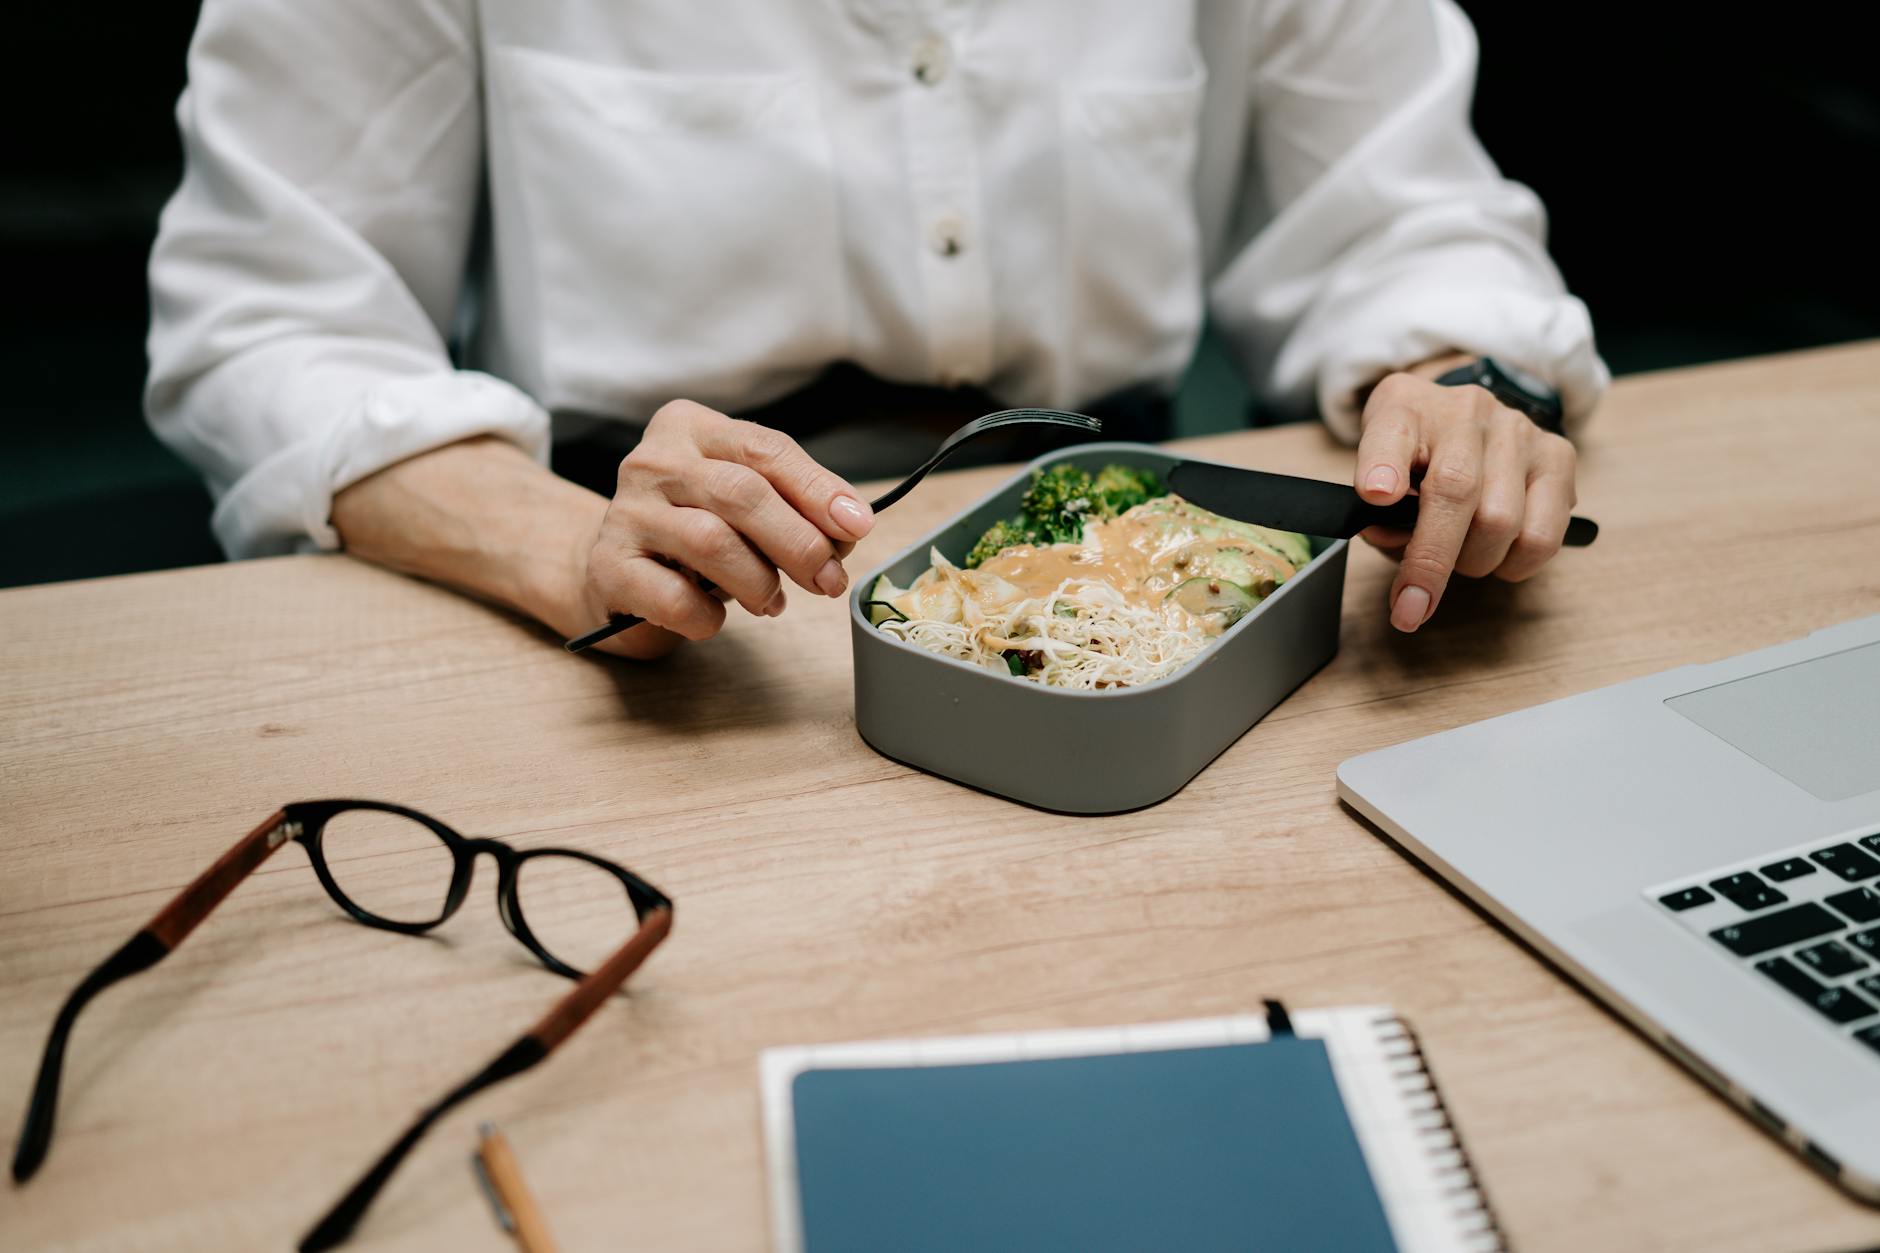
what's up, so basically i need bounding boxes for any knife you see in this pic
[1166,461,1598,546]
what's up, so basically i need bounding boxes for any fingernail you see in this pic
[1392,585,1431,632]
[767,589,787,616]
[828,495,873,540]
[1364,466,1399,497]
[815,558,847,597]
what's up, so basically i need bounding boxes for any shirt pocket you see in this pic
[1059,60,1208,397]
[490,45,848,415]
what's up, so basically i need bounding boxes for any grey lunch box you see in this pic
[849,442,1349,814]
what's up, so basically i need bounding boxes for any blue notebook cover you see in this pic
[786,1030,1399,1252]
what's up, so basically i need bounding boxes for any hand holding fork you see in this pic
[565,402,1101,654]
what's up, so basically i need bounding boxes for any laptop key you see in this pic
[1825,887,1880,925]
[1858,975,1880,1001]
[1707,872,1787,911]
[1850,927,1880,955]
[1710,903,1845,957]
[1755,957,1879,1024]
[1811,843,1880,882]
[1659,886,1715,912]
[1859,833,1880,858]
[1857,1024,1880,1056]
[1760,857,1817,882]
[1795,941,1867,978]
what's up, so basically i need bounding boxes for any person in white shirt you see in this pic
[146,0,1607,659]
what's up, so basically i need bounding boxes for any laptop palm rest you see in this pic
[1666,640,1880,803]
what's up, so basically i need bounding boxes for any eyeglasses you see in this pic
[10,800,673,1251]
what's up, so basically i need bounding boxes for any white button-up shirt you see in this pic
[147,0,1608,558]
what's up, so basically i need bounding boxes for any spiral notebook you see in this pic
[760,1003,1502,1253]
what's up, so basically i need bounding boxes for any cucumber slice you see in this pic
[863,575,909,626]
[1168,576,1260,628]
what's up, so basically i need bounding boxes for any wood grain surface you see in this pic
[4,342,1879,1251]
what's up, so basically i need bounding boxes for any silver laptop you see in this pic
[1336,613,1880,1201]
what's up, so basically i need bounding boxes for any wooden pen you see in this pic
[473,1123,558,1253]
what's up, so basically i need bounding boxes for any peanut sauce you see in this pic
[970,500,1296,636]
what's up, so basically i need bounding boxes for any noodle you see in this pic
[880,575,1205,689]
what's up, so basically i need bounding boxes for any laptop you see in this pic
[1336,613,1880,1201]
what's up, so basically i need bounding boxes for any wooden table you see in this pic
[5,342,1880,1252]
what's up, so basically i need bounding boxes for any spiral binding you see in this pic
[1370,1012,1510,1252]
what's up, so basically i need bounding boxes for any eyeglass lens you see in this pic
[318,810,457,926]
[512,854,644,976]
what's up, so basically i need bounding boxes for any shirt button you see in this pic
[928,213,967,258]
[911,34,951,86]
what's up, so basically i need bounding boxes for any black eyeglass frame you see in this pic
[292,799,666,979]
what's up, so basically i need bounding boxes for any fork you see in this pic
[563,407,1104,653]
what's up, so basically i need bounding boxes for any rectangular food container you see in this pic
[849,442,1348,814]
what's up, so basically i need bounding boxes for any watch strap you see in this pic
[1435,357,1565,433]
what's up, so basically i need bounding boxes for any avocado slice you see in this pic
[1144,497,1313,569]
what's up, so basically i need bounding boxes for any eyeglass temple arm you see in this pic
[297,1037,548,1253]
[298,905,673,1253]
[11,809,298,1183]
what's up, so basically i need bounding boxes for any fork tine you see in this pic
[972,419,1099,437]
[972,409,1101,431]
[958,418,1056,440]
[943,410,1098,456]
[1011,407,1098,423]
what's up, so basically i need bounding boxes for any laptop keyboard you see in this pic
[1648,830,1880,1056]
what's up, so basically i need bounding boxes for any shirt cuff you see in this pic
[1311,274,1611,445]
[210,370,552,558]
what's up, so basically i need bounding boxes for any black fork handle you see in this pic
[568,571,742,652]
[566,612,655,654]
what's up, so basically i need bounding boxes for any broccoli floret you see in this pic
[964,517,1041,569]
[1091,464,1163,515]
[969,464,1168,564]
[1020,464,1098,543]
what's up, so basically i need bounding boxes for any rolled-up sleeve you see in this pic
[146,0,549,558]
[1210,0,1609,443]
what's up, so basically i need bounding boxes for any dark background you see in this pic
[3,6,1876,588]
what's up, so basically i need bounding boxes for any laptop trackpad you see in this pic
[1666,641,1880,802]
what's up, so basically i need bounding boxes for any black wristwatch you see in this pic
[1435,356,1565,433]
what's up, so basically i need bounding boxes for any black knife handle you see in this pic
[1358,497,1423,533]
[1562,516,1599,546]
[1356,499,1598,547]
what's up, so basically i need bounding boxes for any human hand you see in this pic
[1354,368,1578,633]
[573,400,874,656]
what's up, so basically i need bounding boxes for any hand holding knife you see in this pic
[1166,459,1598,631]
[1166,462,1597,549]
